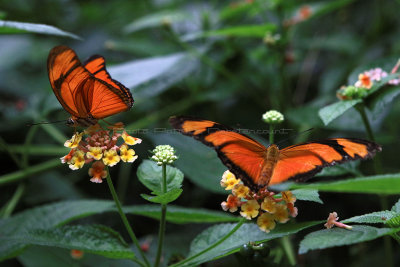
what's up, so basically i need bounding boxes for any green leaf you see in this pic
[343,211,397,224]
[220,0,260,21]
[291,189,323,204]
[299,225,397,254]
[108,51,201,99]
[291,173,400,195]
[140,188,183,204]
[0,200,114,260]
[177,221,321,266]
[123,10,189,33]
[318,99,362,125]
[0,20,80,39]
[148,133,226,194]
[137,160,183,194]
[204,23,276,38]
[123,205,239,224]
[369,85,400,115]
[13,225,133,260]
[316,161,361,177]
[391,198,400,213]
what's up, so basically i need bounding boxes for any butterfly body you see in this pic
[47,46,133,127]
[170,116,382,191]
[259,144,280,186]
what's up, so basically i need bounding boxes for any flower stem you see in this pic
[170,218,246,267]
[281,235,296,266]
[356,103,392,266]
[154,164,168,267]
[356,103,375,142]
[269,124,275,144]
[105,170,150,267]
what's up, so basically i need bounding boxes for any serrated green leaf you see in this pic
[124,205,239,224]
[318,99,362,125]
[140,188,183,204]
[385,215,400,228]
[204,23,276,38]
[137,160,183,194]
[343,211,397,224]
[299,225,397,254]
[175,221,320,266]
[18,225,133,259]
[291,173,400,194]
[0,200,114,260]
[291,189,323,204]
[391,198,400,213]
[0,20,80,39]
[123,10,189,33]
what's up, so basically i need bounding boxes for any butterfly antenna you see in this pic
[26,120,67,127]
[275,128,314,146]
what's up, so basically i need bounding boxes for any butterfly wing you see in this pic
[169,116,267,191]
[269,138,382,185]
[84,55,134,118]
[47,45,90,118]
[47,46,133,121]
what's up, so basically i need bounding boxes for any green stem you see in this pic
[269,124,275,144]
[171,218,246,267]
[105,170,150,267]
[116,163,132,203]
[280,235,296,266]
[356,103,375,142]
[1,183,26,218]
[356,103,391,266]
[355,103,382,174]
[154,164,168,267]
[0,158,61,186]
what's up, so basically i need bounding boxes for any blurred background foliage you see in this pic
[1,0,400,266]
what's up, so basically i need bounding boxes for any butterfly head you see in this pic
[66,116,98,127]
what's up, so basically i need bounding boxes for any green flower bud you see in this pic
[150,145,178,165]
[262,110,284,124]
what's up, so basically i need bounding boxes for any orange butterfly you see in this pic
[169,116,382,191]
[47,45,133,127]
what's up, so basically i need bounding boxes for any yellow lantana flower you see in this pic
[261,197,277,213]
[120,144,138,163]
[64,133,83,148]
[240,200,260,220]
[232,184,250,198]
[86,147,103,160]
[122,131,142,145]
[274,204,290,223]
[220,170,240,190]
[257,213,276,233]
[69,150,85,170]
[103,149,120,167]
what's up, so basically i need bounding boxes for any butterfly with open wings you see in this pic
[47,45,133,127]
[169,116,382,192]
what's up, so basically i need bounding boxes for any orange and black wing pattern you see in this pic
[269,138,381,185]
[170,116,382,191]
[169,116,268,190]
[47,45,133,121]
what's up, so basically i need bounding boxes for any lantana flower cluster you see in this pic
[150,145,178,165]
[337,64,400,100]
[220,170,298,233]
[61,123,141,183]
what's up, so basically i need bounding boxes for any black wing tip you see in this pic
[84,54,105,66]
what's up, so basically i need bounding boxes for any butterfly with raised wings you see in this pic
[47,45,133,127]
[169,116,382,192]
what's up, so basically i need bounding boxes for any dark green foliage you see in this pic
[1,0,400,266]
